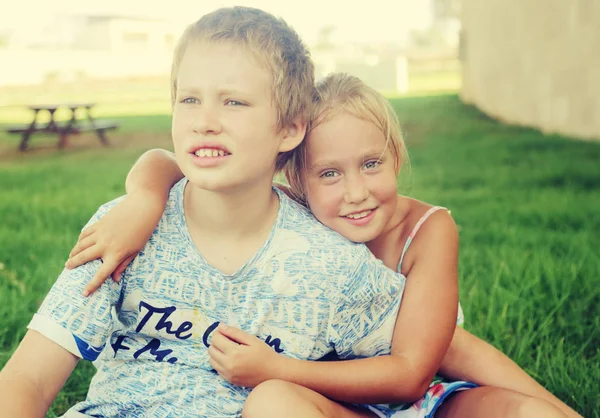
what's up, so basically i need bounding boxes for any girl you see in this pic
[67,74,580,418]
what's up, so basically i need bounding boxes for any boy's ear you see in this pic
[278,118,307,153]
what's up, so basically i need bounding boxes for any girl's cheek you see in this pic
[308,185,337,217]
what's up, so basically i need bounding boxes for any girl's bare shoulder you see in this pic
[398,195,458,272]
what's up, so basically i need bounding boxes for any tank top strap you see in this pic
[398,206,449,272]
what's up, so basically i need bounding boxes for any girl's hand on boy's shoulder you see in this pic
[65,189,167,296]
[208,324,285,388]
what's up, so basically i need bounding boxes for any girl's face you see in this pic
[303,112,399,243]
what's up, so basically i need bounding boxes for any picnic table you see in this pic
[6,103,119,151]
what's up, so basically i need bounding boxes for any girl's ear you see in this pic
[278,118,307,153]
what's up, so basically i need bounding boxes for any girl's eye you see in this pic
[321,170,339,178]
[363,160,381,170]
[226,100,245,106]
[181,97,199,104]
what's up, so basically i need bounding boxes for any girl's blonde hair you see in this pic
[285,73,409,202]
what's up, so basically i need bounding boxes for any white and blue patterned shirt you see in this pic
[29,179,406,418]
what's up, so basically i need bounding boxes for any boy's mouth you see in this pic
[193,148,230,158]
[189,143,232,158]
[189,144,232,167]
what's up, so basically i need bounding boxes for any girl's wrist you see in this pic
[267,354,292,382]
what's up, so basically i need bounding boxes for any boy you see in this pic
[0,7,405,417]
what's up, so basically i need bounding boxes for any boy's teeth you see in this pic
[346,210,372,219]
[194,148,226,157]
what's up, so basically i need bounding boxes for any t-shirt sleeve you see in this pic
[328,249,406,359]
[27,202,124,361]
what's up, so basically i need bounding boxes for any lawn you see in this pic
[0,93,598,417]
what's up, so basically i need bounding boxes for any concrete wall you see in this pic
[461,1,600,140]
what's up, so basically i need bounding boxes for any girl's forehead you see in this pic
[306,113,386,158]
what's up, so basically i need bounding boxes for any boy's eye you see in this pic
[363,160,381,170]
[181,97,199,104]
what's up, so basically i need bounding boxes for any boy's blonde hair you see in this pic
[171,7,315,171]
[285,73,409,202]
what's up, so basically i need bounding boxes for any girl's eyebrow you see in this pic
[307,160,338,172]
[362,149,387,160]
[308,148,386,171]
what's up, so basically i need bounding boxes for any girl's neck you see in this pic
[366,195,411,271]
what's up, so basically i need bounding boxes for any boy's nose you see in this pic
[193,106,223,135]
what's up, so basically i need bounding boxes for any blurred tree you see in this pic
[314,25,336,51]
[0,32,10,48]
[433,0,461,20]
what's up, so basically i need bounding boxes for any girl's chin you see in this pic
[332,227,378,244]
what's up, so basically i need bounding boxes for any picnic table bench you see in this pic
[5,103,119,151]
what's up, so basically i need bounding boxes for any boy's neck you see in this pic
[182,178,280,274]
[184,178,279,239]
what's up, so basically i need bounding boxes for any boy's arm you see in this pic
[0,330,79,418]
[440,327,582,418]
[67,149,183,295]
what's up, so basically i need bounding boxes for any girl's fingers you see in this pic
[82,258,121,296]
[217,324,252,345]
[68,234,97,260]
[66,246,102,270]
[209,332,227,353]
[208,343,225,362]
[210,331,237,354]
[77,224,97,242]
[111,254,136,282]
[208,355,224,374]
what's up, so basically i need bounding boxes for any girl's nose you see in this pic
[343,177,369,204]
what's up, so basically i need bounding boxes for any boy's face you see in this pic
[172,41,289,192]
[303,112,399,243]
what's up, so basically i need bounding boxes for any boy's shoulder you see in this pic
[84,195,127,230]
[275,188,377,268]
[277,188,359,245]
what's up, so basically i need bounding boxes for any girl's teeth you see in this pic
[347,210,371,219]
[218,150,224,156]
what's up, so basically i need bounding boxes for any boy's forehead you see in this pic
[176,41,271,90]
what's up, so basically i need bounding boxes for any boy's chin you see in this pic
[184,172,256,194]
[185,175,238,192]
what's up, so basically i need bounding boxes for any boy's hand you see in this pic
[208,324,285,388]
[65,190,167,296]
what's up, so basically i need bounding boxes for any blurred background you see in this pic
[0,1,598,417]
[0,0,462,129]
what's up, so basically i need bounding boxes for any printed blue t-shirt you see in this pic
[28,179,406,417]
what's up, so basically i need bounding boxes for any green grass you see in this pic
[0,94,599,417]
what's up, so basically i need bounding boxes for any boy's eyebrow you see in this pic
[176,86,252,97]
